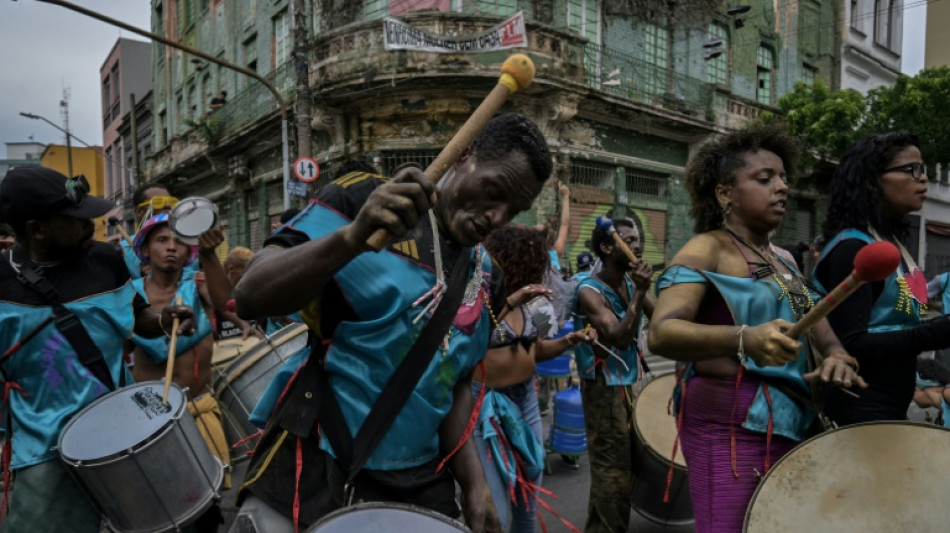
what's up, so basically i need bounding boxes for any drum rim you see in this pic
[169,196,217,242]
[307,501,470,532]
[58,381,187,464]
[220,323,308,384]
[632,372,687,468]
[742,420,950,531]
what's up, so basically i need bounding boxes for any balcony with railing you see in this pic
[150,63,295,178]
[582,44,714,121]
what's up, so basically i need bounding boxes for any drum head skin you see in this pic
[634,373,685,467]
[170,197,217,245]
[59,381,184,462]
[745,421,950,532]
[213,336,260,367]
[307,502,470,532]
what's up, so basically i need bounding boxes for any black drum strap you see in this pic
[279,247,473,488]
[4,250,119,391]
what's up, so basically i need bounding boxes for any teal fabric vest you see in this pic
[656,265,815,441]
[129,276,213,362]
[572,275,640,386]
[813,229,921,333]
[289,202,493,470]
[936,273,950,315]
[0,286,137,468]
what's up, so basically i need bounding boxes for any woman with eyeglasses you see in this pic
[814,131,950,425]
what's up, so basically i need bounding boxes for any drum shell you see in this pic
[306,502,470,532]
[630,373,693,525]
[215,324,309,453]
[58,382,223,533]
[744,421,950,532]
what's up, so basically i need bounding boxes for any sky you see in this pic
[0,1,150,156]
[0,2,931,158]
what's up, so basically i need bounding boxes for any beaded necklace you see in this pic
[722,225,814,320]
[867,228,926,315]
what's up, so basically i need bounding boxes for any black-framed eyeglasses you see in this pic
[882,162,928,182]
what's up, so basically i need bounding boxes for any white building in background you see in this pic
[0,141,46,178]
[841,0,903,93]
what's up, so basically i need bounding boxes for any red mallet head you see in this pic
[852,241,901,283]
[226,298,237,313]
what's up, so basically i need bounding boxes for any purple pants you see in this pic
[678,374,798,533]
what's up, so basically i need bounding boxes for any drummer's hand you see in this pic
[743,320,801,367]
[506,284,553,309]
[160,305,196,336]
[197,226,225,255]
[341,166,434,252]
[462,484,502,533]
[804,351,868,389]
[629,259,653,292]
[566,327,597,347]
[239,319,263,340]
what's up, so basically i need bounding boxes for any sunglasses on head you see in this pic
[137,196,179,210]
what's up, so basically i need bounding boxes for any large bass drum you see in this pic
[744,421,950,532]
[58,381,223,532]
[214,323,309,458]
[306,502,470,532]
[630,372,693,525]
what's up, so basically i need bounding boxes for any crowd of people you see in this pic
[0,110,946,533]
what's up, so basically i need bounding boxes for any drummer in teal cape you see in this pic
[815,132,950,426]
[647,126,865,533]
[232,113,552,533]
[126,214,235,502]
[571,214,654,533]
[0,167,195,533]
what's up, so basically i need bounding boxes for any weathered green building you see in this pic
[147,0,840,268]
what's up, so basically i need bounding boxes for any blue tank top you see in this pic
[572,275,640,386]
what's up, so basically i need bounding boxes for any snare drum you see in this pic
[58,381,224,532]
[214,324,309,457]
[630,373,693,525]
[745,421,950,532]
[169,196,218,245]
[306,502,470,532]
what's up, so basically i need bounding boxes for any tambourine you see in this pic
[168,196,218,245]
[524,295,558,340]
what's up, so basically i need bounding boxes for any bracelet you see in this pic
[736,325,748,363]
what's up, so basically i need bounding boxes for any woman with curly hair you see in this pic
[814,131,950,425]
[648,125,865,532]
[476,225,594,532]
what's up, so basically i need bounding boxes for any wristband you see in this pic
[736,325,748,363]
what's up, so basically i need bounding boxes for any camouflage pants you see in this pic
[580,373,634,533]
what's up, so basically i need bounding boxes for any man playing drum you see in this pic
[0,167,196,533]
[232,113,552,532]
[572,215,654,533]
[127,213,235,524]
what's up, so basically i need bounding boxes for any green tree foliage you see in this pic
[760,79,866,173]
[863,67,950,166]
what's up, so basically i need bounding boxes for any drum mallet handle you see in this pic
[107,217,134,248]
[162,295,184,404]
[785,241,900,339]
[2,315,55,362]
[364,53,536,252]
[596,216,640,265]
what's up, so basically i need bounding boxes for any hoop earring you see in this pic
[720,202,732,224]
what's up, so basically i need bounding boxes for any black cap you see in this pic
[0,167,113,227]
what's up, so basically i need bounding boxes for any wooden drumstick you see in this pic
[365,53,536,252]
[107,216,134,247]
[785,241,900,339]
[162,295,184,404]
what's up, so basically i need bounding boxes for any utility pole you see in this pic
[60,87,73,178]
[292,0,312,200]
